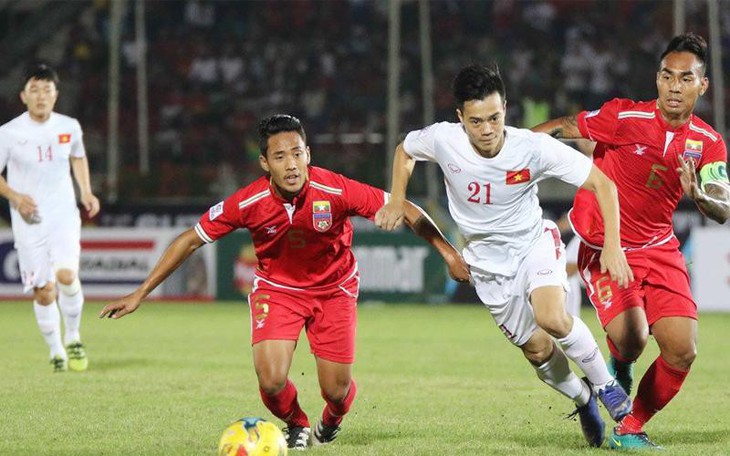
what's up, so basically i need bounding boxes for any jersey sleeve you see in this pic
[70,119,86,158]
[576,98,623,144]
[0,129,9,171]
[340,175,388,220]
[194,192,242,243]
[402,123,440,162]
[537,134,593,187]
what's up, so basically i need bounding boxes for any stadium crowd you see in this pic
[0,0,727,201]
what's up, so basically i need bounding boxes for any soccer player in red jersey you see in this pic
[99,114,470,449]
[533,33,730,449]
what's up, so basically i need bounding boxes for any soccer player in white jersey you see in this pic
[375,64,634,447]
[0,64,100,372]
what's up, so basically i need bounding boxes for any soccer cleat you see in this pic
[608,356,635,395]
[282,426,310,450]
[66,342,88,372]
[50,356,67,373]
[609,427,663,450]
[568,392,605,447]
[312,419,341,446]
[597,381,632,422]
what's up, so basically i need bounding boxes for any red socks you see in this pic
[321,380,358,427]
[618,356,689,434]
[260,380,309,427]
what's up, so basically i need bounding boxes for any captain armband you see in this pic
[699,161,729,192]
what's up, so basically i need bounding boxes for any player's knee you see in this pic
[33,283,56,305]
[256,366,287,394]
[55,268,76,285]
[521,335,554,365]
[535,312,572,339]
[257,375,288,395]
[613,332,649,360]
[321,379,351,404]
[663,346,697,370]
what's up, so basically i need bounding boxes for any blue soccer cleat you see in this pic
[597,381,633,422]
[609,427,663,450]
[608,356,634,395]
[568,382,605,448]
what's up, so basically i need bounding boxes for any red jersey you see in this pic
[195,166,387,289]
[571,98,727,249]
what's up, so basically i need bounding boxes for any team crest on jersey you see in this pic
[682,139,703,164]
[209,201,224,221]
[505,169,531,185]
[313,200,332,232]
[58,134,71,144]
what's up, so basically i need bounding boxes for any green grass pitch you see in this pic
[2,301,729,455]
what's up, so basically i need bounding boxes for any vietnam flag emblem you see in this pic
[506,169,531,185]
[58,134,71,144]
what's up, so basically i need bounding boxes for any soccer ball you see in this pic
[218,417,288,456]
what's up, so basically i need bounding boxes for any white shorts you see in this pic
[15,216,81,293]
[473,220,568,347]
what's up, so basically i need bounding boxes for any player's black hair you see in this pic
[258,114,307,156]
[22,63,60,89]
[452,64,506,109]
[660,32,708,74]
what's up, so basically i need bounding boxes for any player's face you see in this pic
[456,93,506,158]
[20,78,58,122]
[656,51,708,122]
[259,131,311,200]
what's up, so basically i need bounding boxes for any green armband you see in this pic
[699,161,728,191]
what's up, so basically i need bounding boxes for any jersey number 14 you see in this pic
[37,145,53,162]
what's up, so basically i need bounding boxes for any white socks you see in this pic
[534,344,591,406]
[57,281,84,345]
[557,316,613,391]
[33,301,66,359]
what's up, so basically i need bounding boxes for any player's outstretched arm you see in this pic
[375,142,416,231]
[678,157,730,224]
[580,166,634,288]
[402,201,470,283]
[99,228,206,319]
[531,115,583,139]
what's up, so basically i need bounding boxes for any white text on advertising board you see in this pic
[354,246,429,292]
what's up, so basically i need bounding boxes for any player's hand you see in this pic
[677,155,703,200]
[599,244,634,288]
[99,293,143,319]
[374,200,406,231]
[11,192,40,224]
[81,192,101,218]
[446,252,471,283]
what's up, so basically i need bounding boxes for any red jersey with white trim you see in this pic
[571,98,727,249]
[195,166,387,289]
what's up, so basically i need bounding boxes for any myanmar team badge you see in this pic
[58,133,71,144]
[313,200,332,232]
[682,139,703,164]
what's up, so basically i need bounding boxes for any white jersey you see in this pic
[0,112,85,244]
[403,123,592,275]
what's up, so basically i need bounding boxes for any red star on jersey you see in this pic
[506,169,531,185]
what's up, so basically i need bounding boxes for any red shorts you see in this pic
[578,238,697,328]
[247,272,360,364]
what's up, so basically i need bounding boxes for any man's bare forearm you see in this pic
[695,183,730,224]
[531,115,582,139]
